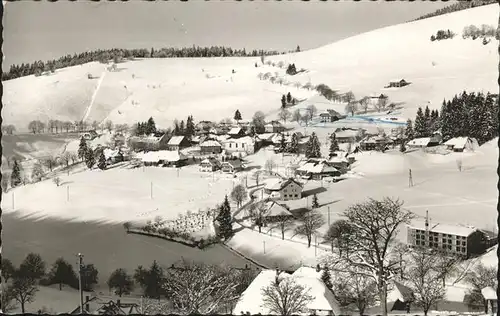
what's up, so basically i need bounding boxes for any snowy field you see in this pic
[2,4,497,133]
[1,163,241,224]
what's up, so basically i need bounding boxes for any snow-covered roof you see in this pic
[167,136,186,146]
[407,220,478,237]
[407,137,431,147]
[297,161,339,174]
[222,159,243,168]
[200,140,221,147]
[228,127,242,135]
[140,150,187,163]
[200,158,220,166]
[481,286,497,300]
[328,156,349,164]
[444,137,476,149]
[335,130,360,138]
[298,137,310,145]
[233,269,341,315]
[225,136,255,145]
[264,201,293,217]
[257,133,275,141]
[103,148,123,159]
[264,178,283,191]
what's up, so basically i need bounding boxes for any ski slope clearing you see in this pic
[3,4,497,132]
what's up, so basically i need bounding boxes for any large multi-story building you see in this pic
[406,217,492,258]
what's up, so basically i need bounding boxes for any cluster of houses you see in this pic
[406,134,479,152]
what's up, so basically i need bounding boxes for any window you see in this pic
[416,235,420,240]
[456,247,461,252]
[295,194,298,198]
[456,240,460,245]
[416,240,420,246]
[229,143,232,148]
[462,241,466,246]
[461,247,466,253]
[448,245,452,250]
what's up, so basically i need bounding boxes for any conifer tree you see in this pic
[173,120,181,136]
[281,95,287,109]
[78,137,88,161]
[414,107,428,138]
[312,193,319,209]
[216,195,234,240]
[11,160,22,187]
[424,106,431,132]
[305,132,321,158]
[85,148,95,169]
[288,133,300,155]
[145,117,156,135]
[234,110,242,122]
[329,133,339,157]
[279,133,287,152]
[179,120,185,136]
[185,115,195,138]
[97,152,107,170]
[320,266,333,290]
[405,119,415,140]
[440,100,453,141]
[287,92,292,104]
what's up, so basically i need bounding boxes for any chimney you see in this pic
[117,299,121,308]
[316,264,321,272]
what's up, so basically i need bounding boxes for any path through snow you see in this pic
[82,69,107,122]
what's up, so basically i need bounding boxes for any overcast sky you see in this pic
[3,0,453,68]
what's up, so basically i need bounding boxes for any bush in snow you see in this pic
[53,177,61,187]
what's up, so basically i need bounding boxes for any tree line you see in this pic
[3,46,284,81]
[405,91,498,145]
[411,0,496,22]
[1,254,98,313]
[26,119,127,135]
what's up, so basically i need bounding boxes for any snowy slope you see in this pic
[2,4,497,132]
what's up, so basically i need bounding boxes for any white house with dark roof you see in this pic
[233,267,342,315]
[296,159,341,180]
[199,157,221,172]
[264,121,285,133]
[221,159,244,173]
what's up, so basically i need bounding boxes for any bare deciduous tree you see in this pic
[294,209,325,247]
[306,104,318,119]
[292,109,302,123]
[249,201,268,233]
[336,197,415,316]
[230,184,247,208]
[324,219,353,254]
[464,262,497,310]
[53,177,61,187]
[261,274,314,316]
[407,249,446,316]
[278,108,292,123]
[273,214,295,240]
[163,260,241,314]
[265,158,276,173]
[8,271,39,314]
[331,267,378,316]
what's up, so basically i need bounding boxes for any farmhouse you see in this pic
[103,148,125,164]
[199,139,222,155]
[406,220,491,258]
[264,121,285,133]
[221,159,243,173]
[224,136,256,155]
[260,200,294,222]
[360,135,393,151]
[319,109,344,123]
[386,79,410,88]
[296,159,341,180]
[327,155,352,172]
[407,137,431,149]
[233,267,342,315]
[140,150,188,167]
[334,128,364,143]
[264,178,303,201]
[199,157,221,172]
[227,127,246,138]
[444,137,479,152]
[128,133,170,151]
[166,135,191,151]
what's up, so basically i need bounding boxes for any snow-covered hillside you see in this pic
[2,4,497,132]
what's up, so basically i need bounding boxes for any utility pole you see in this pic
[408,168,413,187]
[315,235,317,257]
[263,241,266,254]
[12,191,15,210]
[328,206,331,226]
[77,253,84,313]
[150,181,153,199]
[67,185,70,202]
